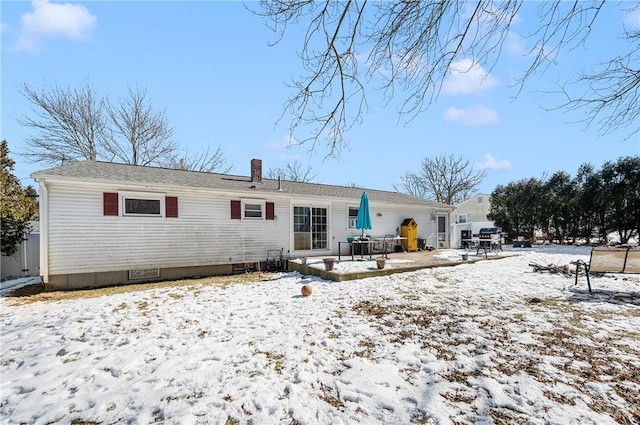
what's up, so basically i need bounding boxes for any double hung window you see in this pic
[243,201,264,219]
[348,207,358,228]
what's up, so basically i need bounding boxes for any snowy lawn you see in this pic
[1,246,639,425]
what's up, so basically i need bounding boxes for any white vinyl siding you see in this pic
[41,180,449,279]
[45,183,289,275]
[451,195,492,223]
[331,201,440,251]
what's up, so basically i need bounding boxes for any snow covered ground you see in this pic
[0,276,42,295]
[1,245,639,425]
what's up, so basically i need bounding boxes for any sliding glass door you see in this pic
[293,206,328,251]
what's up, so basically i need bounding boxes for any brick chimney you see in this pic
[250,158,262,183]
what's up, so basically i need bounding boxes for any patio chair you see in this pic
[266,249,283,271]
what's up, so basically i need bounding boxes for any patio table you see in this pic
[338,237,406,261]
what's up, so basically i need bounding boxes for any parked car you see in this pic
[512,236,532,248]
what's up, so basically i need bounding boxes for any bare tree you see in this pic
[395,172,427,198]
[552,27,640,140]
[265,160,316,182]
[255,1,638,152]
[19,82,226,171]
[19,82,105,165]
[103,86,176,166]
[399,154,486,205]
[164,145,232,173]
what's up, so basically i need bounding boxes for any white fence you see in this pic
[1,233,40,281]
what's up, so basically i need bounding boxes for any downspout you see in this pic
[37,179,49,284]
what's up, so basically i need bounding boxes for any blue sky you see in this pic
[2,1,639,196]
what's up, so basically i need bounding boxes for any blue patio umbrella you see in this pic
[356,191,372,238]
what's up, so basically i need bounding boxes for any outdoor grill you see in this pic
[476,227,503,250]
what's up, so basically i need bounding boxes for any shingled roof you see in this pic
[32,161,452,208]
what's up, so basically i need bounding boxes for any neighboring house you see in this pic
[0,221,40,281]
[450,194,498,248]
[32,159,453,290]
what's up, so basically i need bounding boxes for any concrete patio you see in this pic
[287,248,505,281]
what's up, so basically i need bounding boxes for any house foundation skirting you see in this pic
[45,263,245,291]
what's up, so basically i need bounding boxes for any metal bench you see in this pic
[574,246,640,292]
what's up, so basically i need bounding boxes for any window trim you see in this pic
[457,214,468,224]
[120,191,165,217]
[348,206,359,229]
[242,198,265,220]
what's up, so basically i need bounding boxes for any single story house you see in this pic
[450,194,499,248]
[32,159,453,290]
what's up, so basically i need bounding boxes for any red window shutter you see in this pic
[231,200,241,219]
[166,196,178,218]
[266,202,275,220]
[103,192,118,216]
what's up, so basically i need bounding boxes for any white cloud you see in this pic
[505,32,526,56]
[441,59,498,96]
[14,0,96,51]
[268,135,308,159]
[475,154,512,171]
[625,7,640,29]
[278,153,303,163]
[443,104,499,126]
[280,134,299,149]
